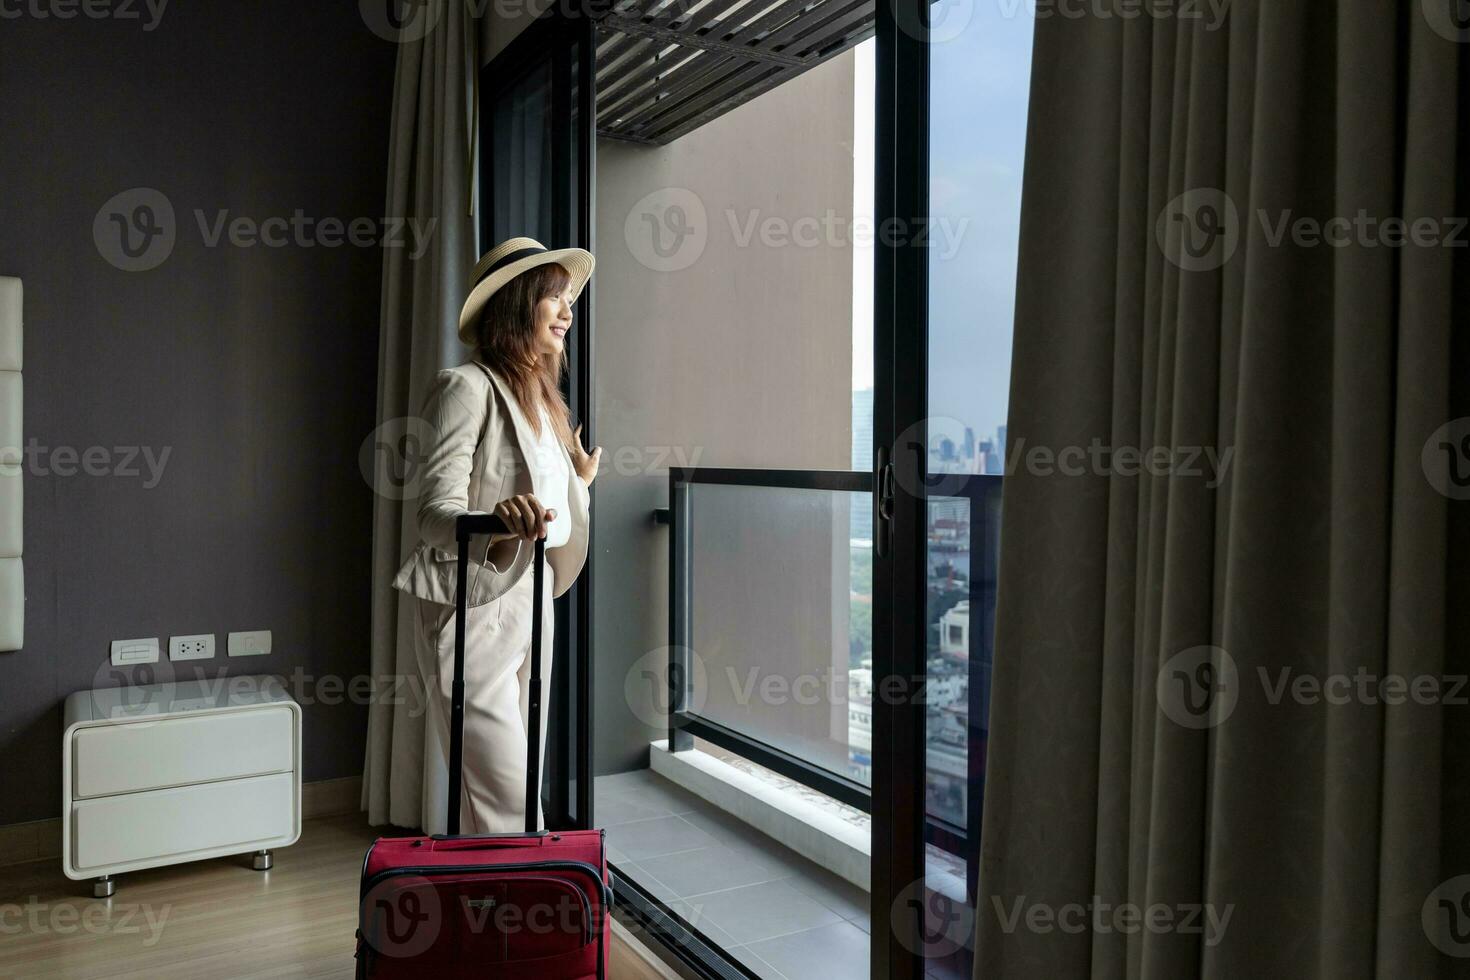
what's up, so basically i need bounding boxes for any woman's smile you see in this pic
[533,286,575,356]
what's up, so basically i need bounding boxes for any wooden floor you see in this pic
[0,813,670,980]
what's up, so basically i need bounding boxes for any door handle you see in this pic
[875,446,894,558]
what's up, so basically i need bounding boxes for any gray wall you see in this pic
[0,6,396,823]
[591,50,859,776]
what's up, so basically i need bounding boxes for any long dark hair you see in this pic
[474,262,575,451]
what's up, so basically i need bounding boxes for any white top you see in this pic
[64,675,295,725]
[528,404,572,549]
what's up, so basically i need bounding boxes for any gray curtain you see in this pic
[362,0,480,831]
[976,2,1469,978]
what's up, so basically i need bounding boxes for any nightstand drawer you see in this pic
[72,705,295,799]
[71,771,294,873]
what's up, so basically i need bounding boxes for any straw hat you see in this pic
[457,237,595,344]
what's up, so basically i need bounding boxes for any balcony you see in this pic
[571,3,1019,970]
[597,766,869,979]
[592,466,997,979]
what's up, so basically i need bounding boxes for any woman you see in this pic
[391,236,601,835]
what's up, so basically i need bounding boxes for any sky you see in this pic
[852,2,1036,449]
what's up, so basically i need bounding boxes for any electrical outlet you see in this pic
[169,633,215,661]
[110,637,159,666]
[227,630,272,657]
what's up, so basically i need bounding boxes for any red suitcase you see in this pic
[355,515,610,978]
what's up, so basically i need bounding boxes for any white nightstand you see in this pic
[61,674,302,897]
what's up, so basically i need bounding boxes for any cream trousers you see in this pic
[412,552,554,835]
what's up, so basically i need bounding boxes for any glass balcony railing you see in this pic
[664,468,873,809]
[661,467,1001,887]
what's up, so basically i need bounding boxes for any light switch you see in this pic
[227,630,271,657]
[110,637,159,666]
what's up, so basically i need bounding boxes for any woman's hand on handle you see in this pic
[490,493,556,542]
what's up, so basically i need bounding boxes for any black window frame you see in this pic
[474,0,956,975]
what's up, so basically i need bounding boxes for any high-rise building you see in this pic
[979,438,1000,475]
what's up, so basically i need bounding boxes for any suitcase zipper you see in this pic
[362,860,610,905]
[360,860,608,947]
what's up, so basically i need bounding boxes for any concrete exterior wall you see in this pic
[591,50,859,776]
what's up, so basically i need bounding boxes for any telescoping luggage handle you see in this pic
[448,512,546,836]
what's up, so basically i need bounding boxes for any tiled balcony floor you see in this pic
[596,768,870,980]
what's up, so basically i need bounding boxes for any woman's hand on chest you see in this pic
[570,424,602,488]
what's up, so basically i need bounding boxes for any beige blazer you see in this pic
[391,359,590,607]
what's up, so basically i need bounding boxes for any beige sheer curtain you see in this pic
[362,0,480,832]
[976,2,1469,977]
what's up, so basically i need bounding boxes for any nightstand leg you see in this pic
[252,849,273,871]
[93,875,115,898]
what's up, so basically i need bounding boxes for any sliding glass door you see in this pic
[873,0,1032,977]
[478,9,597,831]
[476,0,1030,975]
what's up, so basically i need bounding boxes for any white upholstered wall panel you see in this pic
[0,277,22,652]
